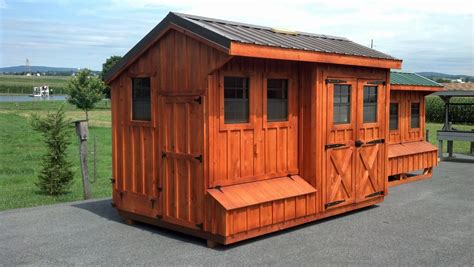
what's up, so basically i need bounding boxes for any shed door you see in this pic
[325,79,357,210]
[160,95,204,229]
[354,80,386,202]
[324,78,386,210]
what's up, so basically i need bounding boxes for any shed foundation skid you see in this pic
[116,196,383,246]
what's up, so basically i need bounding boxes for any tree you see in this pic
[436,78,451,83]
[67,69,105,121]
[30,105,74,195]
[101,56,122,98]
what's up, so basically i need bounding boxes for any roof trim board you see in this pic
[390,84,443,92]
[105,12,403,83]
[230,42,402,69]
[432,90,474,97]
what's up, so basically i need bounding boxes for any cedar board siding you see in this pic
[388,91,426,144]
[387,91,438,178]
[112,29,392,244]
[111,29,229,224]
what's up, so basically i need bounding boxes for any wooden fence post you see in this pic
[73,120,92,200]
[471,129,474,155]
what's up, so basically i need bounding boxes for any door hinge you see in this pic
[196,222,203,230]
[214,185,223,192]
[326,79,347,84]
[366,191,384,198]
[195,155,203,162]
[325,199,345,208]
[162,152,167,159]
[325,143,346,150]
[366,138,385,145]
[194,96,202,104]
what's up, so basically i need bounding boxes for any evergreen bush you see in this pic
[30,105,74,195]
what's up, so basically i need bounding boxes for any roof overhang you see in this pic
[432,90,474,97]
[390,84,443,92]
[229,42,402,69]
[105,12,403,84]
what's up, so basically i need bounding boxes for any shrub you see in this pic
[426,96,474,124]
[30,105,74,195]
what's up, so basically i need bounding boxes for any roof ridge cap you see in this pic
[171,11,348,41]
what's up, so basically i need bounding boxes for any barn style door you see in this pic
[324,78,386,210]
[354,80,386,202]
[160,95,204,229]
[325,79,357,209]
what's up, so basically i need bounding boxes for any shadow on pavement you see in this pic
[72,198,206,246]
[72,198,379,249]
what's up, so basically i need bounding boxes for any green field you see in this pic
[0,100,472,211]
[0,75,71,94]
[426,123,473,155]
[0,100,112,211]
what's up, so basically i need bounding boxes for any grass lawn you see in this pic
[426,122,473,155]
[0,100,112,211]
[0,100,471,211]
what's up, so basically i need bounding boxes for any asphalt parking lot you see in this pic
[1,158,473,266]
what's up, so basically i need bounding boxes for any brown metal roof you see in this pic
[433,83,474,97]
[177,13,398,61]
[104,12,400,82]
[440,83,474,91]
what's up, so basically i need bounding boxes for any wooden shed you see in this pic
[387,72,442,186]
[105,12,414,246]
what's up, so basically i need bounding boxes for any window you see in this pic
[267,79,288,121]
[411,103,420,128]
[389,103,399,130]
[333,84,351,124]
[224,76,249,124]
[132,77,151,121]
[363,86,377,123]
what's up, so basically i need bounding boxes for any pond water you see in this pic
[0,95,67,102]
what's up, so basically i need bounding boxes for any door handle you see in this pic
[355,140,364,147]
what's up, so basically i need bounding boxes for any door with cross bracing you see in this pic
[324,78,386,210]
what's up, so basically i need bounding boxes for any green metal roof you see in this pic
[390,71,442,87]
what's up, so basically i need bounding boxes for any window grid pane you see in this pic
[267,79,288,122]
[333,84,351,124]
[363,86,377,123]
[224,76,249,124]
[132,77,151,121]
[411,103,420,128]
[389,103,399,130]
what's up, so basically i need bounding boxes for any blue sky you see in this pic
[1,0,473,75]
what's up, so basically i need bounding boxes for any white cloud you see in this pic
[2,0,473,74]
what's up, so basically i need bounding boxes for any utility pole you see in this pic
[370,39,374,49]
